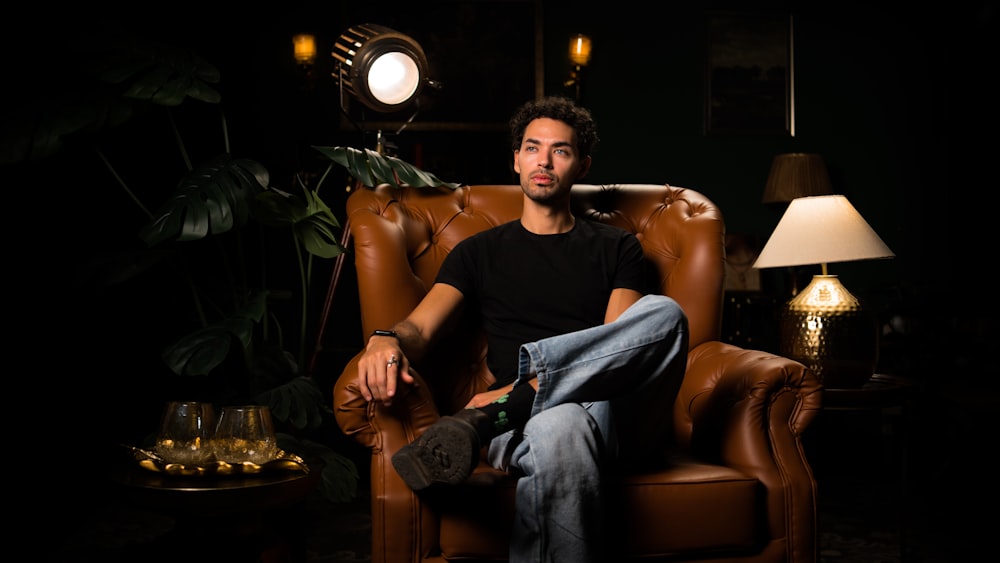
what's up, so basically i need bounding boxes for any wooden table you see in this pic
[818,373,918,562]
[110,453,322,562]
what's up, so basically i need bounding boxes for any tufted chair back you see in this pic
[333,183,822,563]
[346,183,722,416]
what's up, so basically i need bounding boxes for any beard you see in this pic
[521,174,573,204]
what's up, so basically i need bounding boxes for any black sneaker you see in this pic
[391,409,487,491]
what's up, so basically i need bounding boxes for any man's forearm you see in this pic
[391,319,429,363]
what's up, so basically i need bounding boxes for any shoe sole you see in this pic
[391,416,479,491]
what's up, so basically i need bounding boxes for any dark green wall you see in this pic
[9,2,987,391]
[538,5,946,301]
[244,1,982,380]
[241,2,964,304]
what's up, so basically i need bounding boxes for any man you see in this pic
[357,96,688,562]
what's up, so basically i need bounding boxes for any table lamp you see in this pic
[762,153,833,204]
[753,195,895,388]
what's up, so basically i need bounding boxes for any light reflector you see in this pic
[332,23,428,113]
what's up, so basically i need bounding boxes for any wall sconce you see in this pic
[292,33,317,68]
[762,153,834,204]
[569,33,592,67]
[332,23,431,114]
[565,33,592,102]
[753,195,895,388]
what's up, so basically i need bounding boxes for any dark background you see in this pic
[6,0,992,533]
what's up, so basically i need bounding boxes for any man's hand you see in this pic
[356,284,464,406]
[358,336,415,406]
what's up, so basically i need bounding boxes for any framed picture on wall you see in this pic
[705,13,794,136]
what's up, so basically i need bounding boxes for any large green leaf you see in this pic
[256,376,329,431]
[161,290,268,376]
[0,92,138,165]
[252,186,345,259]
[0,32,221,165]
[139,155,269,246]
[313,146,461,190]
[74,247,174,288]
[314,442,361,503]
[276,434,359,503]
[97,44,221,106]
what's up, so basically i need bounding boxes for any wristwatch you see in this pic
[371,329,398,339]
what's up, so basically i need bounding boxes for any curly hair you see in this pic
[509,96,599,159]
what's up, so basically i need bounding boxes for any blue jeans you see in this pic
[485,294,689,563]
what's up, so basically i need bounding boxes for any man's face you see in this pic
[513,117,591,203]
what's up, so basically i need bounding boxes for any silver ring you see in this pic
[387,355,398,368]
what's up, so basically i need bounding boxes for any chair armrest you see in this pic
[333,352,444,563]
[333,352,443,452]
[675,340,823,563]
[676,341,823,456]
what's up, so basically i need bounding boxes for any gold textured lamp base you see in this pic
[778,275,878,388]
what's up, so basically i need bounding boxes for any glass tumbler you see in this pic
[154,401,216,465]
[212,405,278,464]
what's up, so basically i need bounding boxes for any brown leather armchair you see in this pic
[333,183,823,563]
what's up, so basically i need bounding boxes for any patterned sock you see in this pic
[471,383,536,439]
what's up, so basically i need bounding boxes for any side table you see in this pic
[109,454,322,563]
[818,373,918,563]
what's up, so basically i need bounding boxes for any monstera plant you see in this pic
[2,25,457,502]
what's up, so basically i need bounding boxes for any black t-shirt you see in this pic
[436,218,648,388]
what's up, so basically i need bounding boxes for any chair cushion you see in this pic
[435,456,761,560]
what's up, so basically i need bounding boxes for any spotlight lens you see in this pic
[367,52,421,106]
